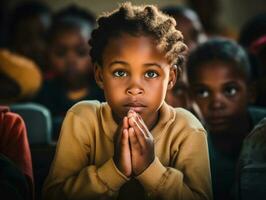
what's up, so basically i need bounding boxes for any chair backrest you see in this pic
[10,103,52,145]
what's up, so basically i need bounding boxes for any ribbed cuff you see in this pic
[97,158,129,191]
[136,157,166,190]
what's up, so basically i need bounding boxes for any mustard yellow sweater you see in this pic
[43,101,212,200]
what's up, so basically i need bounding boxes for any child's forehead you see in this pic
[195,60,247,81]
[52,27,90,42]
[102,33,170,65]
[106,33,156,48]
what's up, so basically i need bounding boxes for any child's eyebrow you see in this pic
[192,83,208,87]
[222,80,241,87]
[143,63,163,69]
[109,61,129,68]
[108,61,163,69]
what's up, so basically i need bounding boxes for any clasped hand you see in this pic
[113,110,155,177]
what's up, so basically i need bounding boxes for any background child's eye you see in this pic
[224,87,237,97]
[145,71,158,78]
[113,70,127,77]
[76,47,89,57]
[172,83,188,96]
[195,88,209,98]
[173,87,186,96]
[54,49,66,58]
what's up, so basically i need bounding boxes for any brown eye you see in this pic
[195,88,209,98]
[145,71,158,78]
[113,70,127,77]
[224,87,237,97]
[76,47,88,57]
[173,87,186,96]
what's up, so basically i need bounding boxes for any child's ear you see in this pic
[167,65,181,90]
[94,64,104,89]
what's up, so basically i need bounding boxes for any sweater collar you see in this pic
[100,101,175,142]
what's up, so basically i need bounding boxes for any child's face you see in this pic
[96,34,176,127]
[190,61,249,134]
[48,29,92,84]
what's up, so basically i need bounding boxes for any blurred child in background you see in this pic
[34,6,104,140]
[187,38,266,200]
[162,5,206,121]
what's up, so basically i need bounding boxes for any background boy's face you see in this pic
[96,34,176,126]
[190,60,249,134]
[48,28,92,86]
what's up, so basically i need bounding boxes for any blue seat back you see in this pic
[10,103,52,145]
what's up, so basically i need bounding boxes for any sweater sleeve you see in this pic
[42,110,129,200]
[1,112,33,184]
[136,130,213,200]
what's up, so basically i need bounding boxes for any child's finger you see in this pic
[128,127,142,153]
[129,117,147,147]
[114,117,128,147]
[128,111,136,127]
[123,116,129,129]
[121,129,129,147]
[133,114,150,138]
[129,116,144,134]
[119,129,130,160]
[136,114,153,139]
[127,109,136,118]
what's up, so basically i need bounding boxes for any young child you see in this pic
[165,65,204,122]
[34,6,104,139]
[161,5,205,122]
[43,3,212,200]
[186,38,266,200]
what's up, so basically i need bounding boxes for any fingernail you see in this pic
[128,109,135,117]
[128,109,134,114]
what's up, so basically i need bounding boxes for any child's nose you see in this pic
[127,87,144,96]
[66,50,78,63]
[209,93,226,109]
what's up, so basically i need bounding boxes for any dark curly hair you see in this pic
[187,37,251,82]
[89,2,187,67]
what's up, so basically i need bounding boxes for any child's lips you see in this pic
[208,116,228,125]
[124,102,146,112]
